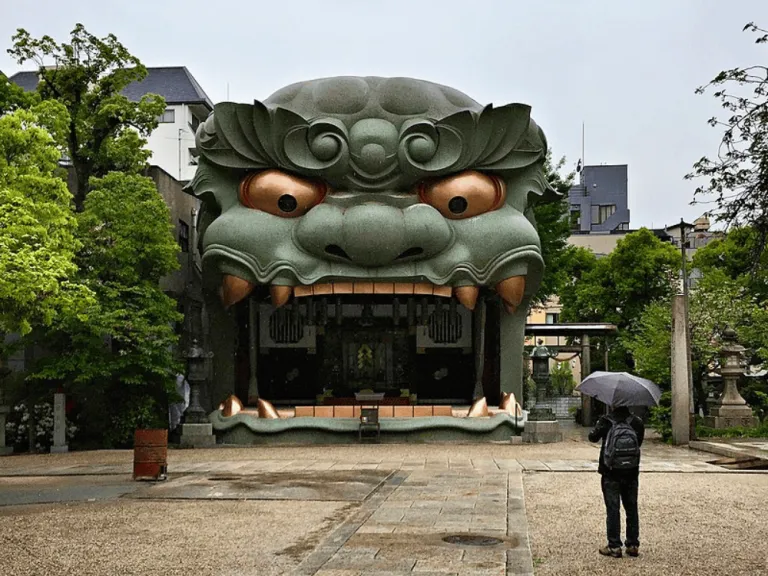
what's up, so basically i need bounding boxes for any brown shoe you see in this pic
[626,545,639,557]
[599,546,622,558]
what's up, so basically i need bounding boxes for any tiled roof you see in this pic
[7,71,39,92]
[121,67,213,109]
[9,66,213,110]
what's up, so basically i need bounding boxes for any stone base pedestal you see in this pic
[703,415,759,429]
[528,406,557,422]
[50,445,69,454]
[703,405,759,430]
[179,423,216,448]
[522,420,562,443]
[703,405,758,429]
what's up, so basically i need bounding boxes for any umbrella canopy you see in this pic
[576,371,662,407]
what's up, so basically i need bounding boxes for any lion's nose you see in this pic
[295,202,451,267]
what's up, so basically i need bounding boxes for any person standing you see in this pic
[588,405,645,558]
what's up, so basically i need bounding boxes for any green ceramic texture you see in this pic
[187,77,560,405]
[186,76,557,294]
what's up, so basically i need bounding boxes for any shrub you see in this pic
[649,391,673,443]
[695,420,768,439]
[741,380,768,422]
[550,361,576,395]
[103,394,167,448]
[5,402,77,452]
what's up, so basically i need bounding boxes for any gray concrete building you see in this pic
[568,164,630,233]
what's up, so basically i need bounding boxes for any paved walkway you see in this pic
[1,439,765,575]
[690,439,768,462]
[0,456,730,477]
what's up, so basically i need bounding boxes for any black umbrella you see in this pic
[576,371,662,407]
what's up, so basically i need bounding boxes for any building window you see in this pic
[158,108,176,123]
[570,209,581,230]
[592,204,616,225]
[179,219,189,253]
[545,313,559,325]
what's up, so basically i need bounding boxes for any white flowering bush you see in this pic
[5,402,77,451]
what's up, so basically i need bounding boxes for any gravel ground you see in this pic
[525,472,768,576]
[0,499,353,576]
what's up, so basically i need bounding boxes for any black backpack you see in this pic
[603,415,641,470]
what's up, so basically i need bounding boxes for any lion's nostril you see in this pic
[396,247,424,260]
[325,244,351,260]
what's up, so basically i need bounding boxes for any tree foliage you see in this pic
[559,229,680,370]
[7,24,166,210]
[0,104,93,336]
[3,24,182,448]
[32,173,181,447]
[626,269,768,411]
[560,229,680,329]
[530,153,575,306]
[693,225,768,302]
[687,22,768,270]
[0,72,37,116]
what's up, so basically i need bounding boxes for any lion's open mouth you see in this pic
[220,276,526,314]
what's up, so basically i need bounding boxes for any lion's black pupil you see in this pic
[448,196,468,214]
[278,194,298,213]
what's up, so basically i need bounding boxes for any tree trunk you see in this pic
[73,164,88,212]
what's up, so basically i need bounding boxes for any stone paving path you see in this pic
[690,439,768,463]
[294,467,532,576]
[0,457,729,477]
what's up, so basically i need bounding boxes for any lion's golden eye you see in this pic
[239,169,327,217]
[417,171,505,219]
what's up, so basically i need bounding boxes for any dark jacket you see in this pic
[588,407,645,477]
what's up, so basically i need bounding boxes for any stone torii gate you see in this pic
[524,322,618,426]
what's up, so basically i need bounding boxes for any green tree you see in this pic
[7,24,166,210]
[626,269,767,413]
[0,72,36,116]
[531,153,575,306]
[4,24,182,448]
[33,173,181,447]
[0,104,93,337]
[693,226,768,302]
[560,229,680,328]
[560,228,680,369]
[686,22,768,270]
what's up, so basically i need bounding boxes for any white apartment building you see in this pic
[9,66,213,182]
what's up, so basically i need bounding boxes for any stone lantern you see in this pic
[180,339,216,447]
[703,328,759,429]
[531,340,553,403]
[525,340,560,432]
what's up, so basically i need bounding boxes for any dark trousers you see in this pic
[601,474,639,548]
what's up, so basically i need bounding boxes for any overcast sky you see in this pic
[2,0,766,229]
